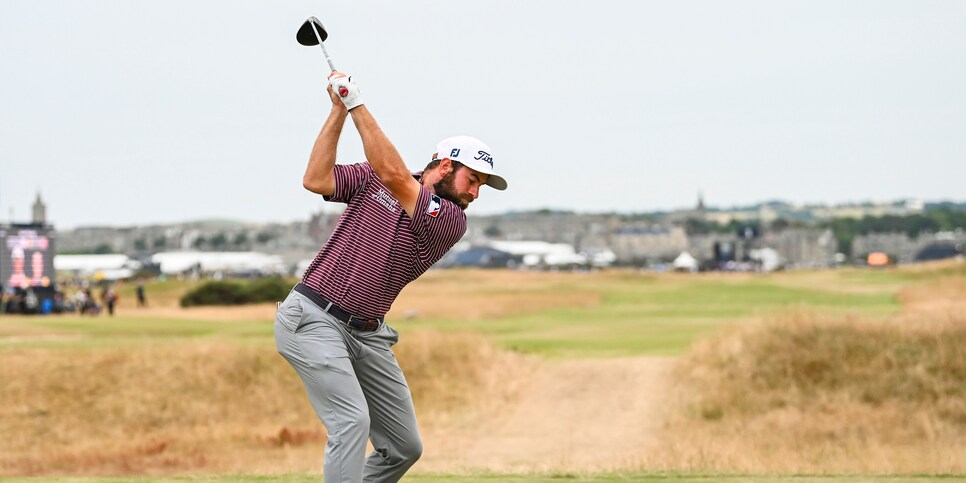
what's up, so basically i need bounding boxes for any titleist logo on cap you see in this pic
[474,151,493,168]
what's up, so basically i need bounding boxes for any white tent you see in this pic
[54,254,142,280]
[151,251,287,276]
[582,248,617,268]
[750,247,781,272]
[487,241,587,267]
[672,251,699,272]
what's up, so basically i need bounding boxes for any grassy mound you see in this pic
[664,307,966,473]
[683,312,965,425]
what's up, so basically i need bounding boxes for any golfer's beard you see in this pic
[433,172,471,210]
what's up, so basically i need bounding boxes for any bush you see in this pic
[180,280,245,307]
[242,277,293,304]
[179,277,294,307]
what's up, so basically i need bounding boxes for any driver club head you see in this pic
[297,16,328,46]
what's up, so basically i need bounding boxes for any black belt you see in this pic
[294,283,382,332]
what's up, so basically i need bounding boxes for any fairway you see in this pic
[1,267,909,355]
[1,262,964,480]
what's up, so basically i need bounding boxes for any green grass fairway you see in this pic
[0,267,923,357]
[401,272,903,357]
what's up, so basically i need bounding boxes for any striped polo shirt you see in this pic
[300,162,467,319]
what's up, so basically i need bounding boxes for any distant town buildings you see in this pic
[55,214,341,266]
[852,231,966,263]
[606,225,689,264]
[4,193,962,277]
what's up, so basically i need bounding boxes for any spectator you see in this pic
[105,286,119,316]
[6,290,22,314]
[23,288,39,314]
[136,281,147,308]
[81,287,99,315]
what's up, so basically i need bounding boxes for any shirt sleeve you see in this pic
[409,187,467,263]
[324,163,373,204]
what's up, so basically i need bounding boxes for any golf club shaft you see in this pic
[310,23,336,72]
[319,43,336,72]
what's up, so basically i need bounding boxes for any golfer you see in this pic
[274,72,507,483]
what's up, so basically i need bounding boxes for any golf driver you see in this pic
[297,16,336,72]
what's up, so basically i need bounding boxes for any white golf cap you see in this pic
[434,135,507,190]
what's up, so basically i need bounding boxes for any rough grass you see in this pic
[0,332,521,476]
[659,271,966,473]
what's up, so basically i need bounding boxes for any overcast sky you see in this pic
[2,1,964,228]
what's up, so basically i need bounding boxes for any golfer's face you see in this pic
[454,168,487,205]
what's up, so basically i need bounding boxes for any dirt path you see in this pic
[417,356,676,473]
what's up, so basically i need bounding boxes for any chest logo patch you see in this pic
[370,188,398,213]
[426,194,442,217]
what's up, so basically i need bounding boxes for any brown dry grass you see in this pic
[656,277,966,473]
[115,269,600,323]
[389,269,603,321]
[129,304,280,322]
[0,331,526,476]
[897,276,966,320]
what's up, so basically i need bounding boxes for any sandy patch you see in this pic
[417,356,675,472]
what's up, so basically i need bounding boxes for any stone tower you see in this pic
[32,192,46,225]
[694,191,706,220]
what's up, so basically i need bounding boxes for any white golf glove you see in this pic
[329,73,364,111]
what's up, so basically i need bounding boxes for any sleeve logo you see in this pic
[426,194,442,217]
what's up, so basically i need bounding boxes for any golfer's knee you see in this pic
[342,411,370,439]
[398,435,423,464]
[326,409,369,450]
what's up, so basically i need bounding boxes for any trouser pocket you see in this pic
[274,291,304,334]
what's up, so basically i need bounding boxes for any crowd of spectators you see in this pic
[0,280,132,316]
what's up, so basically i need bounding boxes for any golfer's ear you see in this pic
[439,158,453,176]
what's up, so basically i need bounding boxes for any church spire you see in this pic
[32,192,46,225]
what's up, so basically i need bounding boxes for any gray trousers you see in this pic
[274,290,422,483]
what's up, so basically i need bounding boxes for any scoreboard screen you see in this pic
[0,226,56,290]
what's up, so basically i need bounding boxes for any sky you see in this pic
[1,1,964,228]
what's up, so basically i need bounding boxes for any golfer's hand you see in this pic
[326,84,346,113]
[328,72,364,111]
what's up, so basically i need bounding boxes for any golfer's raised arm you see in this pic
[302,85,348,196]
[349,106,421,215]
[328,73,421,217]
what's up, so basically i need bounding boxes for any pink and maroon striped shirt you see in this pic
[300,163,466,318]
